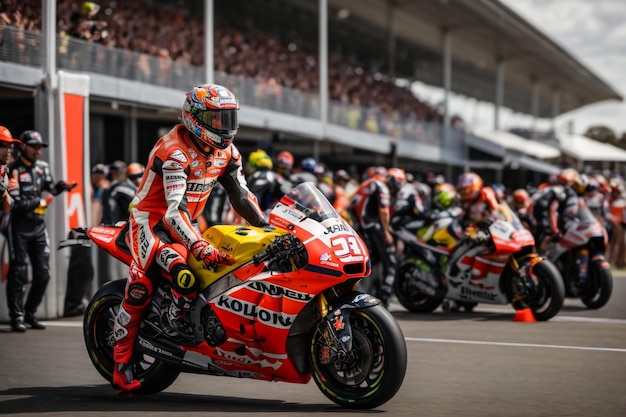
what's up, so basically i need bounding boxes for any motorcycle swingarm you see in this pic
[319,292,379,352]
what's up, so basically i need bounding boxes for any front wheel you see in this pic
[524,260,565,321]
[83,279,180,394]
[581,258,613,309]
[309,305,407,409]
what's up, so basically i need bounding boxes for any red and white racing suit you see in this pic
[113,124,266,366]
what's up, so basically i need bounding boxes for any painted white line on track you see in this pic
[405,337,626,353]
[551,316,626,324]
[36,321,83,328]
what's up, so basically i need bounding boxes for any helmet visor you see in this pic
[186,103,238,133]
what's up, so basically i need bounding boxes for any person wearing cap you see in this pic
[6,130,76,332]
[0,126,21,233]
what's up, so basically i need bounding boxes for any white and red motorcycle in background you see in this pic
[393,202,565,321]
[541,201,613,309]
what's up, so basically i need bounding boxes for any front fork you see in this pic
[509,254,543,307]
[314,291,379,365]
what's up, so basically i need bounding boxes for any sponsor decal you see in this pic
[158,247,179,269]
[191,160,200,168]
[176,269,195,290]
[221,241,234,253]
[169,219,191,247]
[217,296,295,328]
[91,233,114,243]
[117,306,131,326]
[281,207,304,220]
[164,174,186,181]
[186,179,218,193]
[139,228,149,259]
[91,227,116,235]
[128,284,147,300]
[332,316,345,331]
[214,159,227,168]
[215,347,283,370]
[170,149,188,163]
[163,161,183,170]
[208,168,221,175]
[194,169,203,177]
[166,183,185,191]
[139,338,175,357]
[246,281,312,302]
[188,148,197,159]
[460,286,497,301]
[320,253,339,268]
[324,223,350,234]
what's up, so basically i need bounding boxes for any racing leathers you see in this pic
[112,125,266,391]
[531,184,579,252]
[349,175,396,306]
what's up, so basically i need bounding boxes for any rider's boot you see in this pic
[112,261,153,394]
[112,360,141,393]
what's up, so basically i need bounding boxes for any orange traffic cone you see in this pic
[513,308,537,322]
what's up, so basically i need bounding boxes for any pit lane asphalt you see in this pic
[1,271,625,417]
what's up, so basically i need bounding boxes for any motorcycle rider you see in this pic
[531,168,585,253]
[111,84,268,394]
[245,149,291,212]
[511,188,535,232]
[349,167,396,307]
[446,172,501,283]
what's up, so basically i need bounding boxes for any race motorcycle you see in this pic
[65,182,407,409]
[540,201,613,309]
[392,202,565,321]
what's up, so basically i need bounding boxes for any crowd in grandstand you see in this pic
[2,0,447,140]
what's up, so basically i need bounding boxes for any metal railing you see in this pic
[0,26,462,151]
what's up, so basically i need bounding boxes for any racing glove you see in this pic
[53,180,78,195]
[190,240,230,269]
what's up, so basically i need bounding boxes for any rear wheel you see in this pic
[393,262,444,312]
[525,260,565,321]
[309,305,407,409]
[581,258,613,309]
[83,279,180,394]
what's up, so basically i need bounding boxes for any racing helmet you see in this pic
[182,84,239,150]
[334,169,350,183]
[456,172,483,203]
[557,168,579,187]
[247,149,273,170]
[300,157,317,173]
[433,183,456,210]
[127,162,145,180]
[386,167,406,194]
[512,188,530,209]
[276,151,294,171]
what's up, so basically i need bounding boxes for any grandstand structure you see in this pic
[0,0,622,319]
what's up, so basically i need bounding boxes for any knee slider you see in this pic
[125,282,151,307]
[171,264,196,295]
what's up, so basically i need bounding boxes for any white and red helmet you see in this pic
[182,84,239,150]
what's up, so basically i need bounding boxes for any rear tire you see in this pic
[309,305,407,409]
[83,279,180,394]
[581,258,613,309]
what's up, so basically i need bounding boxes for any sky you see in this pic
[411,0,626,137]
